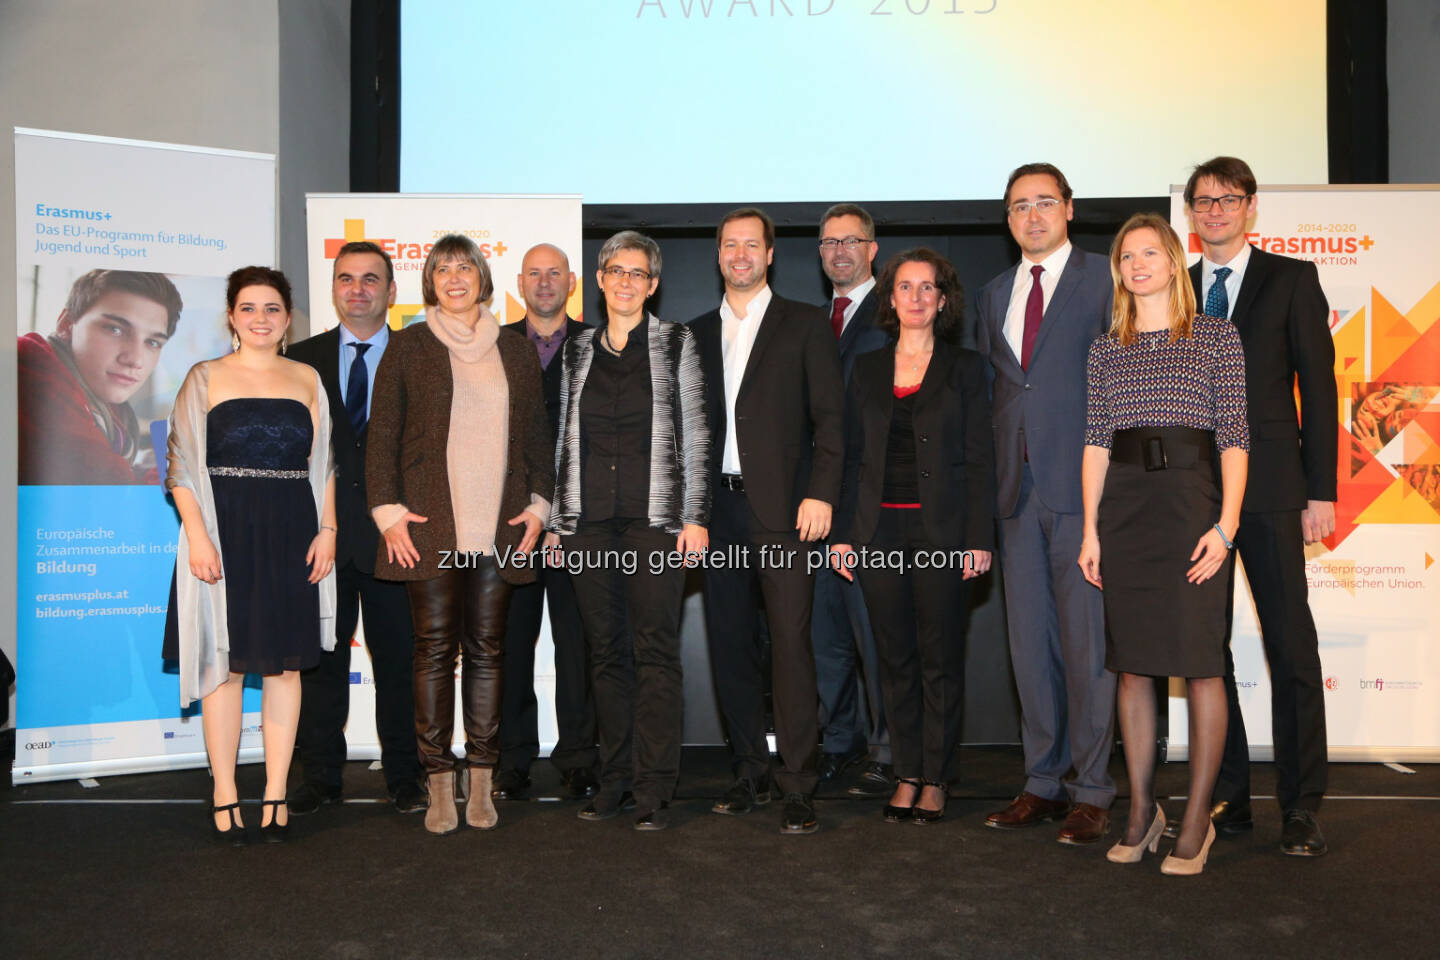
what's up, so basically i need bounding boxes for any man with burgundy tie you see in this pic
[974,163,1116,844]
[287,241,425,815]
[1183,156,1334,856]
[812,204,893,797]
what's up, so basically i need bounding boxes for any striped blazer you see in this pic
[547,314,712,535]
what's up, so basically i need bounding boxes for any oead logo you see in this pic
[23,741,54,750]
[1324,676,1340,691]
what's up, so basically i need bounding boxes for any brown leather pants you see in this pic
[407,557,513,774]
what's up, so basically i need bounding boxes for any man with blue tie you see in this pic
[974,163,1116,845]
[287,241,425,815]
[1183,156,1335,857]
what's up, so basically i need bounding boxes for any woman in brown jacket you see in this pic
[366,234,553,835]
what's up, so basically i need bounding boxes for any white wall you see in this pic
[0,0,349,732]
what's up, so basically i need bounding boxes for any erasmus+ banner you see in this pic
[304,193,582,758]
[1169,185,1440,761]
[14,129,275,782]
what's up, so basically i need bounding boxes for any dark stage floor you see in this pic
[3,747,1436,959]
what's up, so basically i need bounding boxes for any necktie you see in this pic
[345,342,371,435]
[1205,266,1233,319]
[1019,265,1044,370]
[830,296,851,339]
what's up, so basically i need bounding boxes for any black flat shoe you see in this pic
[884,777,921,823]
[562,767,600,800]
[780,793,819,835]
[211,802,247,847]
[259,799,290,844]
[634,803,670,832]
[912,780,948,824]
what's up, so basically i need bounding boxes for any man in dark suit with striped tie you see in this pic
[287,241,425,815]
[1183,156,1335,857]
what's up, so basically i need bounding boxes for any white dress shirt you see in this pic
[832,275,876,335]
[1200,242,1252,317]
[1002,240,1073,362]
[720,284,773,476]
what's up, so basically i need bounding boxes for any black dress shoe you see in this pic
[884,777,920,823]
[1281,809,1327,857]
[490,768,531,801]
[210,802,247,846]
[389,781,429,815]
[578,791,636,822]
[634,803,670,832]
[712,776,772,816]
[259,799,290,844]
[1165,799,1253,839]
[818,748,866,783]
[286,782,342,817]
[562,767,600,799]
[848,762,895,799]
[780,793,819,835]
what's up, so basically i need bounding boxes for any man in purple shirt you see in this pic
[494,243,600,800]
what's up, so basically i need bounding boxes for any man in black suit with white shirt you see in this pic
[1184,156,1336,857]
[287,241,425,815]
[689,207,846,834]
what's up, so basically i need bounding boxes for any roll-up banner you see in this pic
[13,128,276,783]
[1168,185,1440,762]
[303,193,583,758]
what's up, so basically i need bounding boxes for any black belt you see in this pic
[719,474,746,492]
[1110,427,1213,471]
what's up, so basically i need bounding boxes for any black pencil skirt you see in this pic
[1099,427,1232,679]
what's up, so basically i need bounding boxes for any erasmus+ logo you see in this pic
[324,218,507,261]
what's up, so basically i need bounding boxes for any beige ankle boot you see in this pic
[466,767,499,830]
[424,771,458,835]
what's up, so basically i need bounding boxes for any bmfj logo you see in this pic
[1360,678,1385,691]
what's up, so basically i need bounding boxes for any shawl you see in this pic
[166,360,338,706]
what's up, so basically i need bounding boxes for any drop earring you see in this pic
[231,328,240,352]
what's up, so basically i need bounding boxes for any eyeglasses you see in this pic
[818,236,871,250]
[602,265,652,282]
[896,282,941,299]
[1007,198,1063,216]
[1189,194,1250,213]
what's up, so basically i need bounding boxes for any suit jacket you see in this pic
[288,328,380,574]
[365,321,553,584]
[689,293,845,533]
[1189,246,1336,512]
[835,340,996,550]
[832,288,891,384]
[975,246,1113,518]
[548,315,712,535]
[516,316,589,439]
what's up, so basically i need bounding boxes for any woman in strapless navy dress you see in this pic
[163,266,337,844]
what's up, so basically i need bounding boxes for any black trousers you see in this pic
[567,519,685,811]
[498,566,597,776]
[702,486,820,796]
[407,557,514,775]
[856,507,971,784]
[296,560,419,792]
[1218,508,1328,812]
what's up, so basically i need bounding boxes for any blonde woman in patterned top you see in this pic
[1078,213,1249,876]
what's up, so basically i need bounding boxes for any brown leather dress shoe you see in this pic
[1057,802,1111,845]
[984,791,1070,829]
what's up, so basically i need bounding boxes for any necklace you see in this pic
[896,347,931,374]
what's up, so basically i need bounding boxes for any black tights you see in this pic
[1117,672,1227,858]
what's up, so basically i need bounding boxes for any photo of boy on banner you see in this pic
[17,268,226,485]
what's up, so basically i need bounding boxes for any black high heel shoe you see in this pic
[912,780,948,824]
[884,777,922,822]
[211,801,247,846]
[259,799,290,844]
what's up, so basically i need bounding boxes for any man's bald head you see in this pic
[518,243,576,323]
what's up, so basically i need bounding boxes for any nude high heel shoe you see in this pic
[1161,822,1217,876]
[1106,805,1166,863]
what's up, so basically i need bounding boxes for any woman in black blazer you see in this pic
[830,248,995,824]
